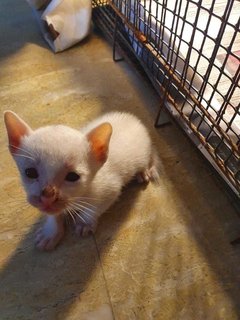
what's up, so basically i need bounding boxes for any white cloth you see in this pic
[27,0,92,52]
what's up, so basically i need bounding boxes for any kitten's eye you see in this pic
[25,167,39,179]
[65,172,80,182]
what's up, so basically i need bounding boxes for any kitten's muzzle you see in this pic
[40,185,59,210]
[41,185,57,198]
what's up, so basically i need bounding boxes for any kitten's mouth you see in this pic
[28,196,66,214]
[29,197,66,214]
[41,205,60,214]
[39,201,66,214]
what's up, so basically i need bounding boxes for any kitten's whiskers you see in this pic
[69,201,96,220]
[70,202,96,214]
[65,208,76,224]
[68,207,87,224]
[70,206,94,222]
[74,200,97,209]
[69,196,100,202]
[67,201,96,225]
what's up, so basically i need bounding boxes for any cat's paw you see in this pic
[75,221,96,237]
[35,228,64,251]
[136,169,151,183]
[35,215,64,251]
[136,166,160,184]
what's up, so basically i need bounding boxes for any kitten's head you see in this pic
[4,111,112,215]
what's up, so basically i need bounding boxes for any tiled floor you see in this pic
[0,1,240,319]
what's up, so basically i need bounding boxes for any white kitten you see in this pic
[4,111,160,251]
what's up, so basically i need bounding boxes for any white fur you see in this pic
[81,112,157,208]
[6,111,159,250]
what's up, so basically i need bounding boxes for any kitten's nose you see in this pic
[41,185,58,207]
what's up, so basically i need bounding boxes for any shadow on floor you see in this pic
[0,0,49,60]
[0,181,145,319]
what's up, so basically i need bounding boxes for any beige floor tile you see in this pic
[0,1,240,320]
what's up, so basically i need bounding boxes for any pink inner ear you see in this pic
[92,143,108,163]
[87,122,112,163]
[9,127,27,148]
[9,138,21,154]
[4,111,32,154]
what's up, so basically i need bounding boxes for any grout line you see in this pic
[93,234,116,320]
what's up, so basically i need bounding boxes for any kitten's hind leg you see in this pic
[35,214,65,251]
[137,151,160,184]
[136,170,151,183]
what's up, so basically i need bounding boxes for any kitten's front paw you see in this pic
[35,227,64,251]
[75,221,96,237]
[35,215,65,251]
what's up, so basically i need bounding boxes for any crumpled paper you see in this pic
[27,0,92,52]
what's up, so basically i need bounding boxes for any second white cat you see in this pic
[4,111,160,251]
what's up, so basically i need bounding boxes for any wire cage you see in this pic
[92,0,240,196]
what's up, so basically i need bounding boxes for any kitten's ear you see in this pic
[4,111,32,153]
[87,122,112,163]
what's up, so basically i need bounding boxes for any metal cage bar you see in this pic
[92,0,240,196]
